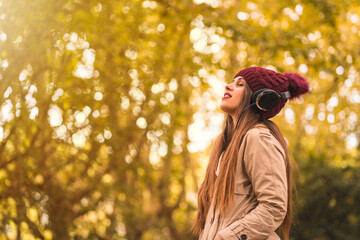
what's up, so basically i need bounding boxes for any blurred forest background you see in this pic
[0,0,359,239]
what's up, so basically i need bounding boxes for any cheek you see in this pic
[232,91,244,104]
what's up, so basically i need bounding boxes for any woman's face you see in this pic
[220,76,247,115]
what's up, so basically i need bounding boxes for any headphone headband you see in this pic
[280,91,291,100]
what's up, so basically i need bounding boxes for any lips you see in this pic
[222,92,232,100]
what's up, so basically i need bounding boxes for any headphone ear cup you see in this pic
[251,89,281,111]
[251,89,263,105]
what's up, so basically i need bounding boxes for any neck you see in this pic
[232,103,257,130]
[230,114,237,130]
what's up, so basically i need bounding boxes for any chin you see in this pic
[219,103,232,114]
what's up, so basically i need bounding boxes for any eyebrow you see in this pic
[233,77,245,82]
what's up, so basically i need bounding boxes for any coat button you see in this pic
[240,234,247,240]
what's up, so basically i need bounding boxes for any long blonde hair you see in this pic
[192,82,293,240]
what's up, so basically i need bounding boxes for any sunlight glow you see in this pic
[142,0,157,9]
[305,124,317,135]
[190,28,202,42]
[125,49,138,60]
[336,66,344,75]
[55,125,67,139]
[102,174,113,184]
[188,76,201,87]
[295,4,303,15]
[328,96,338,107]
[73,127,91,147]
[346,133,358,149]
[210,43,220,53]
[29,107,39,120]
[94,92,103,101]
[0,31,6,41]
[1,59,8,69]
[128,69,137,79]
[193,0,220,7]
[52,88,64,101]
[346,55,353,63]
[25,85,37,108]
[308,31,321,42]
[284,56,295,65]
[350,13,359,23]
[75,112,86,124]
[304,104,314,120]
[190,16,226,54]
[237,12,249,21]
[96,133,105,143]
[129,87,146,103]
[349,89,360,103]
[3,86,12,98]
[73,49,95,79]
[187,111,224,153]
[104,130,112,139]
[0,127,3,141]
[158,141,168,157]
[318,112,325,121]
[165,92,174,101]
[283,51,294,65]
[193,37,207,52]
[173,130,183,146]
[136,117,147,129]
[157,23,165,32]
[284,108,295,124]
[329,125,337,133]
[149,152,160,165]
[1,100,14,123]
[72,131,86,147]
[299,64,308,73]
[121,96,130,110]
[159,112,171,125]
[283,7,300,21]
[168,78,178,91]
[92,110,100,118]
[48,105,63,127]
[327,113,335,123]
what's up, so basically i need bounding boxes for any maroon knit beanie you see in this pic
[235,66,310,120]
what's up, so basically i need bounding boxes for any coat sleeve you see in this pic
[217,128,288,240]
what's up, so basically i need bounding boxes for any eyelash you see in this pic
[229,81,244,86]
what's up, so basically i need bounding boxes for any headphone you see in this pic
[234,89,291,129]
[251,88,291,111]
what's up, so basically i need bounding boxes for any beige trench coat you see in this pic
[199,123,288,240]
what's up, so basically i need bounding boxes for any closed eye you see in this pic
[232,78,245,84]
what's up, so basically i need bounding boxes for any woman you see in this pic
[192,66,310,240]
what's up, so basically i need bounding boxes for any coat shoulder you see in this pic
[245,123,271,140]
[244,122,286,158]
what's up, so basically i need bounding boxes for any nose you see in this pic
[225,82,233,91]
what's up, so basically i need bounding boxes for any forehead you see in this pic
[233,76,245,81]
